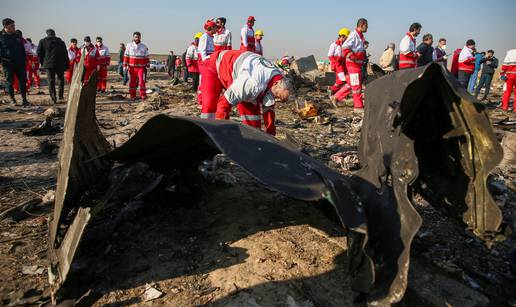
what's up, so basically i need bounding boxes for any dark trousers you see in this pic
[168,65,176,78]
[183,69,189,82]
[3,63,27,99]
[474,73,493,99]
[46,68,65,103]
[190,72,199,92]
[457,71,471,88]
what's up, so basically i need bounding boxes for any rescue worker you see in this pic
[123,31,150,100]
[240,16,256,52]
[328,28,350,94]
[0,18,29,105]
[198,20,216,115]
[201,49,293,135]
[451,48,461,78]
[26,38,40,89]
[399,22,422,69]
[500,48,516,112]
[458,39,476,88]
[254,30,264,55]
[82,36,99,84]
[95,37,110,92]
[281,55,290,66]
[65,38,80,83]
[186,32,201,93]
[214,17,232,51]
[342,18,368,109]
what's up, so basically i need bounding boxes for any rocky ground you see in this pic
[0,70,515,306]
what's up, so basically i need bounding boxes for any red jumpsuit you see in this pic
[328,39,349,95]
[399,33,419,69]
[83,44,99,85]
[65,46,81,83]
[27,43,40,88]
[124,40,150,99]
[96,43,111,92]
[202,50,282,135]
[501,49,516,111]
[214,27,232,51]
[450,48,461,77]
[198,32,215,117]
[240,24,255,52]
[342,29,366,109]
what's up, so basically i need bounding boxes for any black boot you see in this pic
[9,95,16,106]
[21,93,30,106]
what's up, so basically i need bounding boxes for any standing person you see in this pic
[37,29,68,104]
[416,33,434,67]
[0,18,29,105]
[65,38,80,84]
[500,48,516,112]
[240,16,256,52]
[12,29,30,94]
[399,22,422,69]
[214,17,232,51]
[379,43,396,73]
[166,50,177,79]
[26,38,40,89]
[201,50,293,135]
[254,30,264,55]
[451,48,461,77]
[186,33,201,93]
[458,39,476,88]
[82,36,99,84]
[124,31,150,100]
[117,43,128,85]
[474,50,498,100]
[198,20,217,118]
[328,28,350,94]
[174,56,182,79]
[181,50,188,82]
[434,38,448,67]
[342,18,368,110]
[95,37,110,92]
[468,51,484,93]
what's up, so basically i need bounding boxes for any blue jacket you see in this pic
[474,53,483,71]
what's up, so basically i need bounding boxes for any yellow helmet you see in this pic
[255,29,264,36]
[338,28,350,37]
[194,32,203,39]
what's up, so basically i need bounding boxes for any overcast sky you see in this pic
[4,0,516,62]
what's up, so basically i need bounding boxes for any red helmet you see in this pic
[204,20,216,31]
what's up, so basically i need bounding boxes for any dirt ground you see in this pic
[0,70,515,306]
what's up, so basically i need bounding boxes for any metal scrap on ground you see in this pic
[48,62,503,305]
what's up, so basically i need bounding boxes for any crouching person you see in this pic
[200,50,292,135]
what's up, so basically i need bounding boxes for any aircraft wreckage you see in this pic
[48,57,503,305]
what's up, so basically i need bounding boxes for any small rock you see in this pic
[22,265,45,275]
[42,190,55,205]
[143,284,163,302]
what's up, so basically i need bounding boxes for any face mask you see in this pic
[441,44,447,50]
[96,42,102,46]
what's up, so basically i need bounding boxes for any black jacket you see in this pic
[480,56,498,75]
[167,54,177,68]
[416,43,434,67]
[37,36,69,70]
[0,30,26,66]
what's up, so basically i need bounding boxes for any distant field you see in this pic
[110,53,169,63]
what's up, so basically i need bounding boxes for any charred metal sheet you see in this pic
[49,55,112,303]
[48,61,503,306]
[356,62,503,304]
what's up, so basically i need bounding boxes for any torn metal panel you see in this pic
[357,63,503,304]
[49,56,112,302]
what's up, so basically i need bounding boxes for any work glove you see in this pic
[443,55,448,60]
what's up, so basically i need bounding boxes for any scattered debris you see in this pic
[329,151,360,173]
[39,139,59,155]
[143,284,164,302]
[22,117,60,136]
[295,99,318,119]
[22,265,45,275]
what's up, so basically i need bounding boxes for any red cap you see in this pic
[248,16,256,21]
[204,20,216,30]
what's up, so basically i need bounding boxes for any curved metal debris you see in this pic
[49,62,502,305]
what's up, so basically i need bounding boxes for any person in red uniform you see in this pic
[186,33,201,94]
[95,37,110,92]
[240,16,256,52]
[450,48,461,78]
[82,36,99,84]
[65,38,81,83]
[124,31,150,100]
[399,22,422,69]
[500,49,516,112]
[342,18,368,110]
[198,20,217,116]
[26,38,40,89]
[328,28,350,95]
[200,50,292,135]
[214,17,232,51]
[457,39,476,88]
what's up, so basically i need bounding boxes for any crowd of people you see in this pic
[1,16,515,136]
